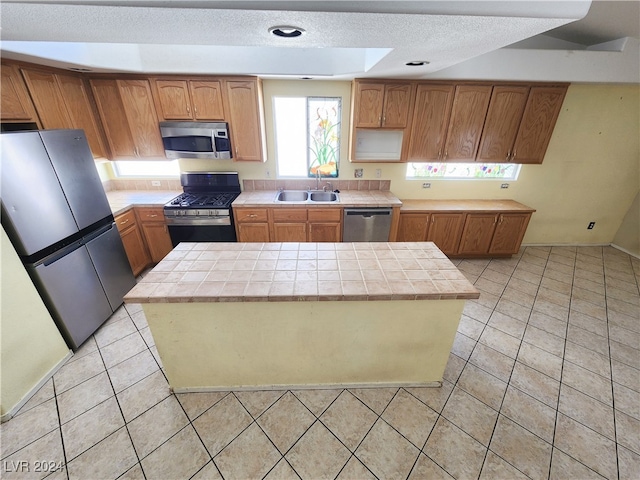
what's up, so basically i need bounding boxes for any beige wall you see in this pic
[613,192,640,256]
[112,81,640,249]
[1,228,70,418]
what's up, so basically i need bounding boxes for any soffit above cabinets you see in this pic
[0,1,637,83]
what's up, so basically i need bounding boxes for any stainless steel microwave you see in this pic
[159,121,232,159]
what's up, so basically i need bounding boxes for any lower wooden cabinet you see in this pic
[115,207,174,275]
[396,203,533,257]
[136,207,173,263]
[235,207,342,243]
[235,208,270,242]
[489,213,532,255]
[308,209,342,242]
[115,209,151,276]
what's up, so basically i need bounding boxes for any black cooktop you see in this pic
[167,192,238,209]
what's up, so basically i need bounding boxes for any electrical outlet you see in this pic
[151,180,161,187]
[354,168,363,178]
[265,169,270,178]
[588,222,596,229]
[375,169,382,178]
[500,183,509,189]
[422,182,431,189]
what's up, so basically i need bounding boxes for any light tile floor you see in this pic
[1,246,639,480]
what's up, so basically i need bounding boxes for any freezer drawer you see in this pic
[342,208,393,242]
[85,223,136,311]
[29,241,113,350]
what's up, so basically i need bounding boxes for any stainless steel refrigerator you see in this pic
[1,129,136,350]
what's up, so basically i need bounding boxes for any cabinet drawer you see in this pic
[136,207,165,222]
[115,209,137,232]
[272,208,307,222]
[308,209,341,222]
[235,208,268,223]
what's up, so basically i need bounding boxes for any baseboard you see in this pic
[172,381,443,394]
[1,350,73,423]
[611,243,640,260]
[521,242,639,260]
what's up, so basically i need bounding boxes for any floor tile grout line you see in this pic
[94,328,147,480]
[473,246,553,479]
[51,375,70,480]
[546,246,578,480]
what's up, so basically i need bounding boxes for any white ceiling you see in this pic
[1,1,638,83]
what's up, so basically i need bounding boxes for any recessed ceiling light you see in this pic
[406,61,430,66]
[269,26,305,38]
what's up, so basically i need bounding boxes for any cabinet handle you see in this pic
[506,151,511,162]
[511,151,516,161]
[186,106,191,114]
[194,106,198,116]
[249,214,257,218]
[499,215,504,224]
[119,219,129,225]
[149,214,158,218]
[443,151,448,160]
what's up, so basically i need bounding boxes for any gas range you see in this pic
[163,172,240,227]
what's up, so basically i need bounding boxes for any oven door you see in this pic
[165,217,237,246]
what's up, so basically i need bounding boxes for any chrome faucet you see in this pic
[315,171,321,191]
[323,182,333,192]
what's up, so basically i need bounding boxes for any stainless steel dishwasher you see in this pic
[342,208,393,242]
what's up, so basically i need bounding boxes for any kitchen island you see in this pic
[124,241,479,392]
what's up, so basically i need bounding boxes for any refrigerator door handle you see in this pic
[38,239,84,267]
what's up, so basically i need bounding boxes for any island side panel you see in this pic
[142,299,465,391]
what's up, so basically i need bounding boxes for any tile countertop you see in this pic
[232,190,403,208]
[105,190,181,215]
[124,241,480,304]
[400,199,535,212]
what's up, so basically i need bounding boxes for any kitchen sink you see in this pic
[309,191,339,202]
[275,190,309,202]
[274,190,340,202]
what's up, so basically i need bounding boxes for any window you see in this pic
[273,96,341,178]
[406,162,521,180]
[114,160,180,177]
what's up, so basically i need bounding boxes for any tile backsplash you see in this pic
[102,178,182,192]
[243,179,390,191]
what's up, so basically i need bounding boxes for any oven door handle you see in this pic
[164,216,232,226]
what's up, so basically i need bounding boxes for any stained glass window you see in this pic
[406,162,521,180]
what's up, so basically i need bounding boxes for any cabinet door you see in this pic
[353,82,385,127]
[443,85,492,161]
[489,213,531,255]
[511,86,567,164]
[237,223,270,242]
[476,86,529,163]
[118,224,151,276]
[407,84,454,161]
[381,84,412,128]
[225,80,264,161]
[190,80,225,120]
[117,80,165,158]
[21,69,73,129]
[1,63,39,122]
[309,223,341,242]
[154,80,193,120]
[136,207,173,263]
[397,213,430,241]
[56,74,109,158]
[457,213,498,255]
[90,79,137,159]
[426,213,465,255]
[140,223,173,263]
[273,223,307,242]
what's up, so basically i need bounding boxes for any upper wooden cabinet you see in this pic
[443,85,492,161]
[90,78,165,159]
[353,82,413,128]
[224,79,266,162]
[476,86,530,163]
[511,86,567,164]
[407,84,455,161]
[0,62,40,124]
[21,68,109,158]
[151,78,225,121]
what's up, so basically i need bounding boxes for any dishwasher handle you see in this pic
[344,208,392,217]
